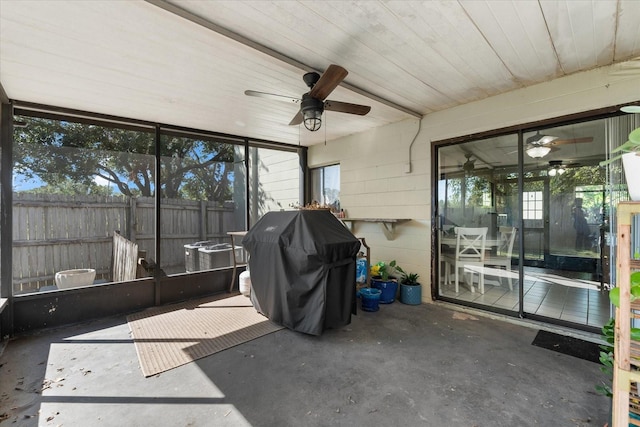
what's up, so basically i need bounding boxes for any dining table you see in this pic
[440,236,501,249]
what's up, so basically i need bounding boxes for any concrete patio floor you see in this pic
[0,297,609,426]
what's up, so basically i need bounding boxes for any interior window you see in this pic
[310,164,340,212]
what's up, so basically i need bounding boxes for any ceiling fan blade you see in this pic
[289,111,303,126]
[552,137,593,146]
[324,100,371,116]
[244,90,300,105]
[309,64,348,100]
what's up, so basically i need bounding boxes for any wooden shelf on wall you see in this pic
[341,218,410,240]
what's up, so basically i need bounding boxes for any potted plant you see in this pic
[600,127,640,201]
[370,260,399,304]
[393,265,422,305]
[596,271,640,424]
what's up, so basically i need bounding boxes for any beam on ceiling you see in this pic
[145,0,422,119]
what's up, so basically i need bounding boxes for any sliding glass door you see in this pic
[520,122,610,329]
[437,134,521,313]
[435,116,621,332]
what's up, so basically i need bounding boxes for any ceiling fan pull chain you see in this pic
[324,112,327,146]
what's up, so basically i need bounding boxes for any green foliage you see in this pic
[597,272,640,397]
[596,317,615,397]
[392,263,420,285]
[549,167,606,196]
[467,177,490,207]
[402,272,420,286]
[371,260,398,281]
[13,116,235,201]
[23,180,114,196]
[608,271,640,307]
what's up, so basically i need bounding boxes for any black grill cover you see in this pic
[242,210,361,336]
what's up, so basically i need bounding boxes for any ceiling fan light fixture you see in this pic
[303,110,322,132]
[301,94,324,132]
[548,167,565,176]
[526,145,551,158]
[621,105,640,114]
[548,160,565,177]
[525,131,557,158]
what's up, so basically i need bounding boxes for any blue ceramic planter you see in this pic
[359,288,381,312]
[372,279,398,304]
[400,283,422,305]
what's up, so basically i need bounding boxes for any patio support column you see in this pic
[154,124,161,306]
[0,101,14,337]
[517,130,525,318]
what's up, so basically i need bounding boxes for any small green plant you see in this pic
[391,264,420,285]
[370,260,399,281]
[403,272,420,286]
[596,317,615,397]
[607,271,640,307]
[596,271,640,397]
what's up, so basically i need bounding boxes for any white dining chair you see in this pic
[441,227,487,293]
[483,226,517,291]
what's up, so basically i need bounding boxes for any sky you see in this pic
[13,173,115,193]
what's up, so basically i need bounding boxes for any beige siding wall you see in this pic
[308,65,640,299]
[254,149,300,216]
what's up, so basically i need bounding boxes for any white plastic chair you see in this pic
[442,227,487,293]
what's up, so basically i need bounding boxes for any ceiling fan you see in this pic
[462,153,476,173]
[440,153,476,173]
[525,131,593,158]
[244,64,371,132]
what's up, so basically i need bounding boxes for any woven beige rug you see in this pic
[128,294,283,377]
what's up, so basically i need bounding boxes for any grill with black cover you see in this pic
[242,210,360,336]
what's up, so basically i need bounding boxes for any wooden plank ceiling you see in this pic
[1,0,639,146]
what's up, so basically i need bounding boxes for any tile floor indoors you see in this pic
[440,267,611,331]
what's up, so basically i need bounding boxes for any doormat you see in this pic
[531,330,601,364]
[128,294,284,377]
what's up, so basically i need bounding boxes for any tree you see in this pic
[13,116,235,201]
[550,165,605,196]
[22,179,115,196]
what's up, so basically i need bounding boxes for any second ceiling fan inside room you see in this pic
[525,131,593,158]
[245,65,371,132]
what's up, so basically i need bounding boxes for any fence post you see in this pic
[127,196,136,242]
[200,200,207,241]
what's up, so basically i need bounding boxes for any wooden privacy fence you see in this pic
[12,193,239,294]
[112,232,139,283]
